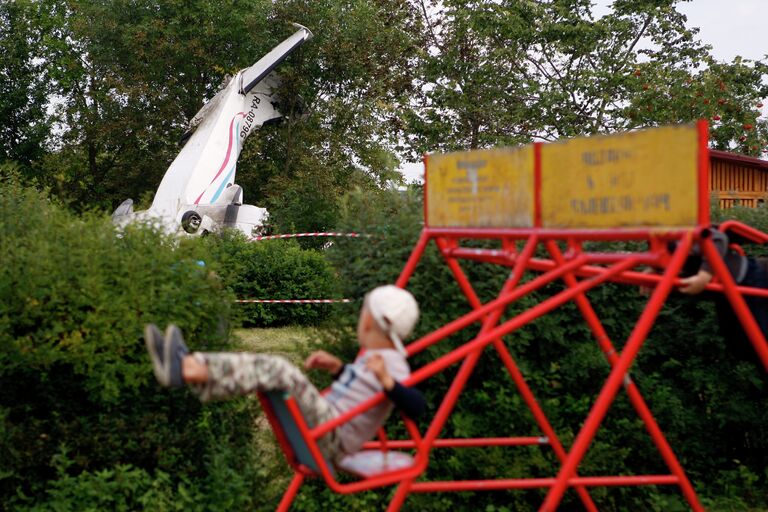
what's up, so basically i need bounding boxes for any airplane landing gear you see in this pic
[181,211,202,234]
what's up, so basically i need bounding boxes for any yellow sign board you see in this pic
[426,146,535,228]
[540,124,699,228]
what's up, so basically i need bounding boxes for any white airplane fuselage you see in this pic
[113,25,312,236]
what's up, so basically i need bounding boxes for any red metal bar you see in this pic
[402,415,423,445]
[534,142,542,227]
[276,473,304,512]
[698,119,710,226]
[376,427,390,456]
[507,236,539,289]
[425,226,699,241]
[435,237,484,309]
[362,437,549,450]
[387,481,412,512]
[701,236,768,370]
[541,235,693,511]
[492,338,603,508]
[409,351,484,489]
[432,236,598,511]
[719,219,768,244]
[406,257,638,391]
[444,246,662,267]
[545,241,704,511]
[396,229,431,288]
[389,241,492,511]
[405,256,588,358]
[464,237,598,511]
[408,236,597,512]
[520,255,768,299]
[409,475,679,492]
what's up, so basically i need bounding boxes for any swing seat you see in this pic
[258,390,415,478]
[337,450,414,478]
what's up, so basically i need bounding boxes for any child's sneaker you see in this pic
[163,324,189,388]
[144,323,189,388]
[144,324,166,385]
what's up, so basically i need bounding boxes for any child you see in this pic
[144,285,425,462]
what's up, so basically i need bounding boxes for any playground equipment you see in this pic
[260,120,768,511]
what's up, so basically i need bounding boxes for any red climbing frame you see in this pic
[266,121,768,510]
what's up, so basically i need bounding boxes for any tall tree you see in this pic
[11,0,767,222]
[239,0,426,233]
[36,0,275,209]
[27,0,425,233]
[405,0,768,156]
[0,1,50,168]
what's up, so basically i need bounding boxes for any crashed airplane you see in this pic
[112,24,313,236]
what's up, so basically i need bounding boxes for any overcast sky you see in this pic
[401,1,768,182]
[670,0,767,63]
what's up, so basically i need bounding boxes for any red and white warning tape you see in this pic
[235,299,352,304]
[248,232,363,241]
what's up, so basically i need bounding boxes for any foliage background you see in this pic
[2,0,768,510]
[2,0,767,223]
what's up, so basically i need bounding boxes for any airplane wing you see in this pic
[240,23,313,94]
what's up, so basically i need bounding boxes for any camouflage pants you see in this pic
[191,352,341,460]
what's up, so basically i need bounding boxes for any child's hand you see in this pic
[304,350,343,374]
[365,354,395,391]
[678,270,713,295]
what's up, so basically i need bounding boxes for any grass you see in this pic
[229,325,329,492]
[232,326,325,365]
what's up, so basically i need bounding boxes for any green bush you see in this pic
[194,231,338,327]
[14,450,190,512]
[0,180,273,510]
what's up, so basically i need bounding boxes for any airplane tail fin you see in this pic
[112,199,134,220]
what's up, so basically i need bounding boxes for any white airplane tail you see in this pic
[113,24,313,236]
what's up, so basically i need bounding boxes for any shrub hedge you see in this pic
[0,179,277,510]
[193,231,337,327]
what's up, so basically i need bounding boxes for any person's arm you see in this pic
[304,350,343,374]
[365,354,427,419]
[384,381,426,419]
[678,269,713,295]
[679,230,728,295]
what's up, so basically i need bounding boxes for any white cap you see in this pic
[366,285,419,355]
